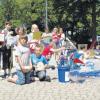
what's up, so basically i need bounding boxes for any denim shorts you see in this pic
[16,70,31,85]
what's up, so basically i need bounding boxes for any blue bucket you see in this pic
[58,65,70,83]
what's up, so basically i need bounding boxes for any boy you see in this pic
[1,21,12,78]
[30,44,51,82]
[8,35,32,85]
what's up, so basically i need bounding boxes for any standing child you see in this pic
[8,35,32,85]
[58,27,65,47]
[1,21,12,78]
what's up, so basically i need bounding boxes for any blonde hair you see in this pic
[34,44,44,53]
[31,24,38,32]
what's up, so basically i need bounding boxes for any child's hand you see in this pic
[21,66,32,73]
[21,67,26,73]
[61,46,66,50]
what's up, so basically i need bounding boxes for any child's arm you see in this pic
[29,58,33,70]
[41,33,52,39]
[50,46,65,53]
[15,56,26,73]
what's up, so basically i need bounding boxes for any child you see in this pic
[30,44,51,82]
[28,24,41,42]
[58,27,65,47]
[52,27,60,48]
[8,35,32,85]
[42,39,65,61]
[1,21,12,78]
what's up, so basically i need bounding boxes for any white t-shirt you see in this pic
[42,32,52,44]
[1,28,9,44]
[15,45,31,70]
[27,33,33,42]
[6,31,15,46]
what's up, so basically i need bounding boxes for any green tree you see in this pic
[53,0,100,44]
[0,4,5,28]
[0,0,99,35]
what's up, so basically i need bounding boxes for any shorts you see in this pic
[16,70,31,85]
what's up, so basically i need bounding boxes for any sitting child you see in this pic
[30,44,51,82]
[7,35,32,85]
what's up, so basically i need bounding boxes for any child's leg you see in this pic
[8,70,25,85]
[37,70,46,81]
[15,70,25,85]
[3,56,7,78]
[37,71,51,82]
[25,72,31,84]
[7,75,18,83]
[7,47,12,76]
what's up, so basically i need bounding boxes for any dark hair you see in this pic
[19,35,28,41]
[16,26,26,34]
[5,21,12,26]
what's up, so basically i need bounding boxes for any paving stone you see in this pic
[0,59,100,100]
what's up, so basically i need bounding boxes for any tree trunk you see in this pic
[90,1,96,48]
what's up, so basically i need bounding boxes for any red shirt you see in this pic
[42,45,53,57]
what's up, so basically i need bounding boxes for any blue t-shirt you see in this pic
[31,53,48,65]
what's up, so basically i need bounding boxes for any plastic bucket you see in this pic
[58,66,70,83]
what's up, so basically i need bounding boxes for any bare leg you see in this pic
[7,75,18,83]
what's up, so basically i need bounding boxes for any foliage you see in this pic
[0,0,99,37]
[53,0,100,43]
[0,5,5,28]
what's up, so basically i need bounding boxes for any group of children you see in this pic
[8,35,51,84]
[0,21,66,85]
[0,21,99,84]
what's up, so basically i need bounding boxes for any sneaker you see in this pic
[30,77,39,82]
[2,74,7,79]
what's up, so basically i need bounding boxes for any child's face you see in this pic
[5,24,11,30]
[32,26,39,33]
[59,28,63,33]
[53,28,58,33]
[34,47,41,56]
[19,38,27,46]
[18,28,24,35]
